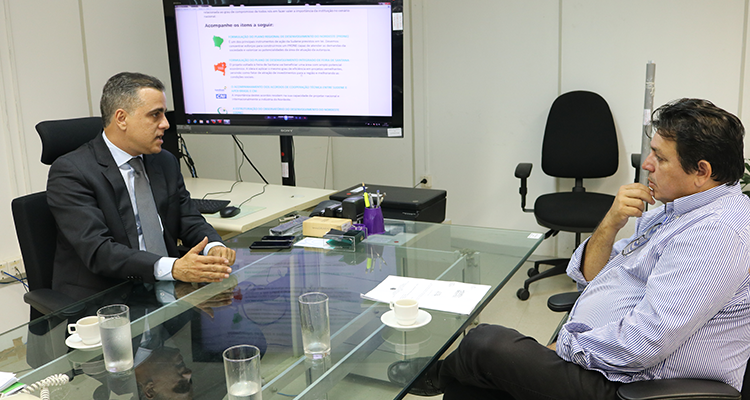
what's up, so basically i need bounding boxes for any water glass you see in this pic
[223,344,262,400]
[298,292,331,358]
[97,304,134,372]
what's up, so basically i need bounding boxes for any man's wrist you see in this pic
[203,241,225,255]
[155,257,178,281]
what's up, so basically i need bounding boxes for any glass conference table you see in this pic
[0,219,542,400]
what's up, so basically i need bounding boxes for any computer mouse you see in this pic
[220,206,241,218]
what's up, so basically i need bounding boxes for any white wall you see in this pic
[1,0,90,262]
[412,0,560,257]
[2,0,750,265]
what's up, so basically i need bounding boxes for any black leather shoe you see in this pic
[387,357,443,396]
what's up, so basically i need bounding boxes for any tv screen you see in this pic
[162,0,404,138]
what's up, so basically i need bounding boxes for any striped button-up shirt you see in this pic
[556,183,750,390]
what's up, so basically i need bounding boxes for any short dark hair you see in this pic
[651,98,745,185]
[100,72,165,128]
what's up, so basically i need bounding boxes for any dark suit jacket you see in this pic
[46,134,222,300]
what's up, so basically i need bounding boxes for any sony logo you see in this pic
[280,129,294,133]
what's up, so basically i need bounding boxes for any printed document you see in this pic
[361,275,491,315]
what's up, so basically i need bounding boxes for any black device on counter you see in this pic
[192,198,230,214]
[330,184,447,223]
[341,195,365,222]
[309,200,342,217]
[250,236,295,250]
[262,235,295,241]
[323,203,342,217]
[250,241,292,249]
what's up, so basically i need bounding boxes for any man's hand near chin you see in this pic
[172,237,234,283]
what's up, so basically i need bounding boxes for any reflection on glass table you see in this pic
[0,220,542,400]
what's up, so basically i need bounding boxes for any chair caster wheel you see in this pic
[527,267,539,277]
[516,288,530,301]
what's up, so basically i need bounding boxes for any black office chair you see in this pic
[514,91,618,300]
[12,192,77,321]
[547,291,746,400]
[36,116,104,164]
[11,117,103,321]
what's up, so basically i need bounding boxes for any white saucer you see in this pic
[381,310,432,331]
[65,334,101,350]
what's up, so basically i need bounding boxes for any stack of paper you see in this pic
[361,275,491,315]
[0,372,18,390]
[0,371,24,395]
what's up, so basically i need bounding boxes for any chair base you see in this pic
[516,258,569,300]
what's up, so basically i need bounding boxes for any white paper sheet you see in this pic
[0,371,18,391]
[361,275,491,315]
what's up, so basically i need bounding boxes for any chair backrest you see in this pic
[36,117,103,165]
[11,192,56,292]
[542,90,618,179]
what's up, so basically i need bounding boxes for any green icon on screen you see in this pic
[213,36,224,49]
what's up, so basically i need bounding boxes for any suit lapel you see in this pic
[91,135,140,249]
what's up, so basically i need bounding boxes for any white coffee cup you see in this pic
[390,298,419,326]
[67,316,100,345]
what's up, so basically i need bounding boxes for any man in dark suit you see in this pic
[47,72,236,300]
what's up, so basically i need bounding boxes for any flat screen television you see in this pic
[162,0,404,138]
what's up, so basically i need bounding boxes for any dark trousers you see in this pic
[438,324,621,400]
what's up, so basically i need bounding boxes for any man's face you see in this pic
[136,347,193,400]
[120,88,169,156]
[641,132,700,203]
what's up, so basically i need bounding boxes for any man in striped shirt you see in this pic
[408,98,750,400]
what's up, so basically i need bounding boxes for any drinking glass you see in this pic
[298,292,331,358]
[97,304,134,372]
[223,344,262,400]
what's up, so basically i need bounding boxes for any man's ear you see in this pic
[114,108,128,131]
[694,160,714,186]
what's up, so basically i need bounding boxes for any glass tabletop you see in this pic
[0,220,542,400]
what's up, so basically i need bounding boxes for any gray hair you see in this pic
[100,72,165,127]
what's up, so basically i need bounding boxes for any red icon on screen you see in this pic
[214,62,226,76]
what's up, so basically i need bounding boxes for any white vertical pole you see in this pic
[640,61,656,186]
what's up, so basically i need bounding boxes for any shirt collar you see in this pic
[668,183,741,215]
[102,131,141,168]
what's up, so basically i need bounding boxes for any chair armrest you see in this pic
[515,163,532,179]
[632,153,642,183]
[24,289,84,317]
[631,153,641,169]
[547,291,580,313]
[617,379,740,400]
[514,163,533,212]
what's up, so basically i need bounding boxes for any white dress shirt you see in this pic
[557,184,750,390]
